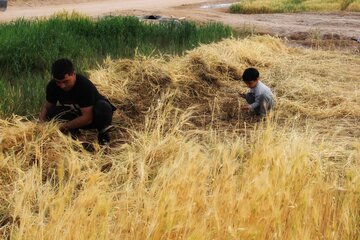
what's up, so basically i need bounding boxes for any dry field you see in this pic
[0,36,359,239]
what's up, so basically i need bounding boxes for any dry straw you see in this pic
[91,36,360,132]
[1,36,359,239]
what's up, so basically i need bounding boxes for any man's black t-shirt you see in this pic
[46,74,106,111]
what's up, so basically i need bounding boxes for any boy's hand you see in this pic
[241,105,250,111]
[239,93,246,99]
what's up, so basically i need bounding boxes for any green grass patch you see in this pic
[0,13,235,75]
[0,76,45,116]
[230,0,360,14]
[0,13,247,117]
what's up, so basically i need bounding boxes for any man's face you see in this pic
[245,79,258,89]
[54,72,76,91]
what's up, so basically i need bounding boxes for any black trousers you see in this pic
[46,100,114,132]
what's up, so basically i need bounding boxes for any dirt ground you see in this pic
[1,0,360,49]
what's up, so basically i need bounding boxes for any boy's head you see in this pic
[51,59,76,91]
[242,67,259,88]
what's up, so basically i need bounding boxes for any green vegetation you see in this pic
[230,0,360,14]
[0,13,240,116]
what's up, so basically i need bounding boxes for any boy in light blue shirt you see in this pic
[240,67,275,117]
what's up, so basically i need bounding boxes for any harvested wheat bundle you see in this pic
[90,36,360,134]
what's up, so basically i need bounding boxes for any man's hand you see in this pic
[60,106,93,130]
[59,123,70,133]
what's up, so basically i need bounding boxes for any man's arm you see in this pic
[60,106,93,131]
[39,101,55,122]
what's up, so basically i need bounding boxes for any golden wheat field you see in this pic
[0,36,359,239]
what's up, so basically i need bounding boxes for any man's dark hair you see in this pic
[242,67,259,82]
[51,59,74,80]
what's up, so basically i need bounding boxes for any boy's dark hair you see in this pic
[242,67,259,82]
[51,59,74,80]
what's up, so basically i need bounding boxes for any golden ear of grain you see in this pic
[1,36,359,239]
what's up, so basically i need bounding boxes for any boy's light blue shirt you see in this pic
[249,81,273,110]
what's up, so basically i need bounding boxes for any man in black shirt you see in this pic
[39,59,116,145]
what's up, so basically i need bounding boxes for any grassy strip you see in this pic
[230,0,360,14]
[0,13,236,75]
[0,76,45,117]
[0,13,245,116]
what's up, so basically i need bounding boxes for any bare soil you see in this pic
[1,0,360,50]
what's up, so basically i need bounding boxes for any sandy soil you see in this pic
[1,0,360,40]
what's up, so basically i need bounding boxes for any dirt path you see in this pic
[1,0,216,20]
[1,0,360,39]
[173,6,360,38]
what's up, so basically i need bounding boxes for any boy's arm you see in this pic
[248,94,261,110]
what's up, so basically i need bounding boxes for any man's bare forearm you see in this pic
[39,102,54,122]
[61,115,92,131]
